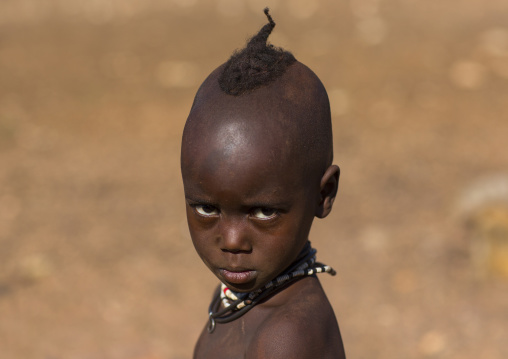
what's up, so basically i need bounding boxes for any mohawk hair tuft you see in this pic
[218,8,297,96]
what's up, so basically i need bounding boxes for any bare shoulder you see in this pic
[246,277,346,359]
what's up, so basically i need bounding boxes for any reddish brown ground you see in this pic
[1,1,507,358]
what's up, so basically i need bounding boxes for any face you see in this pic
[181,121,321,293]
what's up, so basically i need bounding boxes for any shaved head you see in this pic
[181,61,333,187]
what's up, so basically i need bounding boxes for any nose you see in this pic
[218,216,252,253]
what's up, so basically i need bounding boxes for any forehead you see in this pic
[182,115,297,182]
[181,134,310,212]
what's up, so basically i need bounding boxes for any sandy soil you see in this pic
[1,0,507,358]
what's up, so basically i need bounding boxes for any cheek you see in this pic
[187,225,215,269]
[185,213,221,262]
[186,211,207,249]
[265,214,314,263]
[284,207,315,239]
[257,221,309,259]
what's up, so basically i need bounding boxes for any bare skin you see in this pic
[181,61,345,358]
[194,277,344,359]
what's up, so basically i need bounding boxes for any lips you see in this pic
[219,268,257,284]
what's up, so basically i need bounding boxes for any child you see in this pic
[181,9,346,359]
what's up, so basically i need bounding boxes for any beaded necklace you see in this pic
[207,241,336,333]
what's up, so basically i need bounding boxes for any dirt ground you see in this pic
[1,0,508,358]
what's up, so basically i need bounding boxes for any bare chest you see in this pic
[194,317,253,359]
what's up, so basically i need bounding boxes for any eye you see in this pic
[251,207,278,220]
[194,204,219,217]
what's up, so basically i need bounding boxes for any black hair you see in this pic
[218,8,297,96]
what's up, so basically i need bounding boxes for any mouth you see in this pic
[219,268,257,285]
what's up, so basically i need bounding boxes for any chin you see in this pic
[222,279,259,293]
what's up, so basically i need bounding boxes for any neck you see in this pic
[206,241,336,333]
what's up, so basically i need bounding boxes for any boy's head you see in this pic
[181,9,339,293]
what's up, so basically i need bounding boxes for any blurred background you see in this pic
[1,0,507,358]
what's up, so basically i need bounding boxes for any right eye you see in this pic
[251,207,278,220]
[194,204,219,217]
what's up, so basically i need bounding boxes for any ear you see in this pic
[315,165,340,219]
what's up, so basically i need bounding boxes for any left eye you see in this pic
[251,207,278,220]
[194,204,219,217]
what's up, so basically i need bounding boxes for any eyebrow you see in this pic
[185,194,291,211]
[185,195,216,205]
[241,200,291,210]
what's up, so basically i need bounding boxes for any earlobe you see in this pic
[315,165,340,219]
